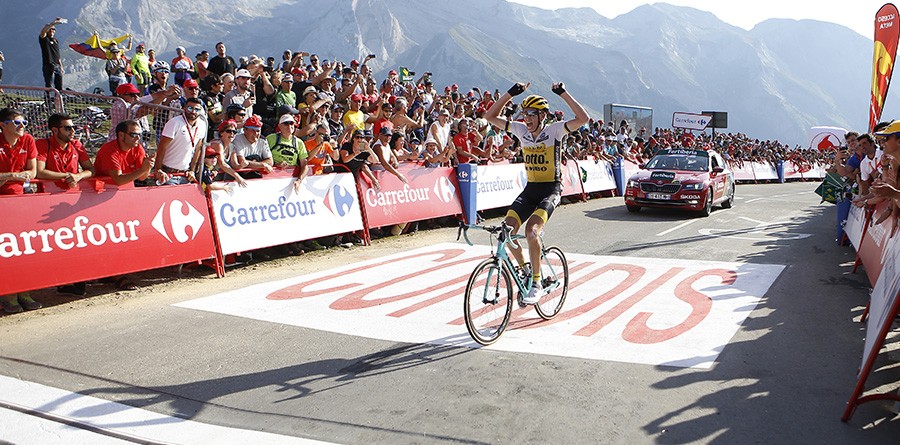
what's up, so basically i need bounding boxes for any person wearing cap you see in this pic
[152,97,207,185]
[421,138,453,168]
[427,108,452,154]
[105,43,129,95]
[223,68,255,110]
[485,81,589,304]
[198,73,225,138]
[267,114,305,169]
[297,85,328,127]
[206,119,247,187]
[230,114,273,178]
[272,73,297,119]
[171,46,194,86]
[207,41,236,76]
[870,122,900,207]
[327,103,345,142]
[108,83,153,142]
[131,44,151,92]
[39,18,65,90]
[337,67,365,102]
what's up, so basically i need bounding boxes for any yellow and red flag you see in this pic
[69,32,131,60]
[871,3,900,131]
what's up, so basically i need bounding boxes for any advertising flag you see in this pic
[870,3,900,131]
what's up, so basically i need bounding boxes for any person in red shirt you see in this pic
[93,119,153,185]
[0,107,42,313]
[452,118,485,164]
[0,108,37,195]
[36,113,94,188]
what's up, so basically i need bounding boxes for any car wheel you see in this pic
[699,191,713,217]
[626,204,641,213]
[721,182,735,209]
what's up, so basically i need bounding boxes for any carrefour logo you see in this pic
[324,185,355,217]
[516,171,527,188]
[433,177,456,203]
[152,200,205,243]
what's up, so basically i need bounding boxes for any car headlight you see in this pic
[682,182,705,190]
[627,179,638,188]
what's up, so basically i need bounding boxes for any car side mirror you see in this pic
[712,166,724,173]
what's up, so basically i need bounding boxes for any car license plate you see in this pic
[647,193,671,200]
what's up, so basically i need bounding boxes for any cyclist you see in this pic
[484,82,588,303]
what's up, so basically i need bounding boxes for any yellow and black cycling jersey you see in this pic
[507,120,569,183]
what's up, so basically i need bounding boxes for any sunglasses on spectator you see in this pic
[222,128,238,134]
[281,121,296,126]
[3,119,27,127]
[186,87,200,91]
[55,125,76,131]
[127,132,142,138]
[237,112,247,117]
[353,135,365,140]
[186,106,203,113]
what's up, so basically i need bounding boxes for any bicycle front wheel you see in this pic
[534,246,569,320]
[464,259,514,345]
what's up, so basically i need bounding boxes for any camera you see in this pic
[408,71,415,76]
[424,72,432,76]
[368,54,376,59]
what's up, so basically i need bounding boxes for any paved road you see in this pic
[2,182,898,444]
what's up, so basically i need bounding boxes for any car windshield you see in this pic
[646,154,708,172]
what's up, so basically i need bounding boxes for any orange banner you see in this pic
[871,3,900,131]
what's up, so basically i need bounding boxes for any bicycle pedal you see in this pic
[516,292,526,308]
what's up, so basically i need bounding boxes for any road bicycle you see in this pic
[457,222,569,345]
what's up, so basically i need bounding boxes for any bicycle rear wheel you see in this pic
[534,246,569,320]
[464,259,514,345]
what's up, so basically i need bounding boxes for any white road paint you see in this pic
[0,375,332,445]
[176,243,785,369]
[656,219,699,236]
[698,217,812,241]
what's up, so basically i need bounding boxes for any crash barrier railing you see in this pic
[0,86,63,140]
[840,202,900,421]
[0,85,183,154]
[0,178,220,296]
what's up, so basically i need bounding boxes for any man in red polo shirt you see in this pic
[452,118,485,164]
[93,119,153,185]
[0,108,37,195]
[0,107,42,313]
[36,113,94,188]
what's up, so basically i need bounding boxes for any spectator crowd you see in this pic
[2,19,898,313]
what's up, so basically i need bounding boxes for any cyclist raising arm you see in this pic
[484,82,589,303]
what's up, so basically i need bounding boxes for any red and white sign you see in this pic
[176,243,785,369]
[210,172,363,255]
[0,184,217,295]
[730,163,756,181]
[751,162,778,181]
[577,158,617,193]
[844,204,867,250]
[560,160,585,197]
[362,166,462,228]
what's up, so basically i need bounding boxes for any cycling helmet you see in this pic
[151,61,170,72]
[521,94,549,111]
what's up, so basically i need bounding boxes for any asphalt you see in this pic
[1,181,898,444]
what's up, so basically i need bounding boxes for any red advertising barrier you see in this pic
[0,182,219,295]
[560,160,586,198]
[362,164,463,228]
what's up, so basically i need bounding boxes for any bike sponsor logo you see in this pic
[152,200,204,243]
[177,243,785,369]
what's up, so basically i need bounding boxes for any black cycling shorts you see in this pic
[506,182,562,225]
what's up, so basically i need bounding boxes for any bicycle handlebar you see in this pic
[457,221,512,246]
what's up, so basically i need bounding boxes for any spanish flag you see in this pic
[870,3,900,131]
[69,33,131,60]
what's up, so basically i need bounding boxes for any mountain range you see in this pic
[0,0,887,145]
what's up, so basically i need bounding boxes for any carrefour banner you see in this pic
[362,165,463,228]
[210,173,363,255]
[577,158,617,193]
[0,183,217,295]
[476,164,527,211]
[871,3,900,131]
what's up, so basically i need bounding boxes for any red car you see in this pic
[624,148,735,217]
